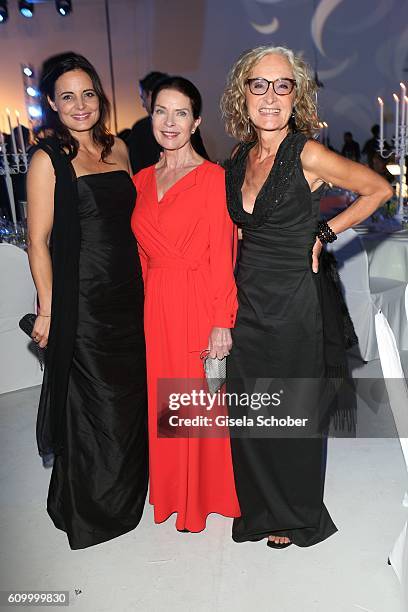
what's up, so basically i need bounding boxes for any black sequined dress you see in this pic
[225,132,338,546]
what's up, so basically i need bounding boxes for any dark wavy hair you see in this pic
[151,76,202,119]
[39,52,114,161]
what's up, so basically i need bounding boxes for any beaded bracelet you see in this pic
[317,220,337,244]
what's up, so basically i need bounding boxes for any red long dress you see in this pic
[131,160,240,531]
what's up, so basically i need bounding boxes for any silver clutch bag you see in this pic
[200,350,226,394]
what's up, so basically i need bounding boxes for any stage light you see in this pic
[28,105,42,119]
[0,1,8,23]
[56,0,72,16]
[19,1,34,18]
[26,86,38,97]
[23,66,33,77]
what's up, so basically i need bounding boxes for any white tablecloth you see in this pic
[0,244,43,394]
[327,228,408,361]
[358,230,408,283]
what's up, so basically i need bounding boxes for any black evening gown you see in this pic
[47,171,148,549]
[226,133,338,547]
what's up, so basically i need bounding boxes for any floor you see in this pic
[0,355,407,612]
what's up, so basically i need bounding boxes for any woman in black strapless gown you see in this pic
[27,53,147,549]
[46,170,147,549]
[221,46,393,549]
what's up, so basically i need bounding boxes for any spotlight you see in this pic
[26,86,38,97]
[56,0,72,16]
[23,66,33,77]
[0,1,8,23]
[19,1,34,18]
[28,105,42,119]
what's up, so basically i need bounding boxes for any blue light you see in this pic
[19,1,34,18]
[23,66,33,77]
[28,105,42,119]
[26,86,38,97]
[56,1,71,16]
[0,1,8,23]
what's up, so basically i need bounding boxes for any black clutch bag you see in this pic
[19,313,45,370]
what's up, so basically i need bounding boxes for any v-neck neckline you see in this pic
[225,131,307,229]
[154,160,208,204]
[239,132,291,216]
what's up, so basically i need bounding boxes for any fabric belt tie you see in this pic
[148,257,207,352]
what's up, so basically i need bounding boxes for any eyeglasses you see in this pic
[246,78,296,96]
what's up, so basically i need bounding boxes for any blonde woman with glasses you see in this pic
[221,46,392,550]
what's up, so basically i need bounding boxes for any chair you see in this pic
[327,228,408,361]
[375,311,408,604]
[406,283,408,328]
[0,244,43,394]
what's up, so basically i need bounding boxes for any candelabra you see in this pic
[378,83,407,224]
[0,141,28,229]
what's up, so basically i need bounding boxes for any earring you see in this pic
[246,116,251,135]
[191,129,195,134]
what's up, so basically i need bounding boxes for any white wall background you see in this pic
[0,0,407,160]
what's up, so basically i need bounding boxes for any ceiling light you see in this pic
[19,1,34,18]
[22,65,33,77]
[56,0,72,16]
[0,1,8,23]
[26,86,38,97]
[28,105,42,119]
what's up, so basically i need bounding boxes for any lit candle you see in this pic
[15,110,26,156]
[6,108,17,155]
[405,96,408,130]
[378,97,384,154]
[400,83,407,126]
[393,94,399,156]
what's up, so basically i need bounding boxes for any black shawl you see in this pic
[31,137,80,456]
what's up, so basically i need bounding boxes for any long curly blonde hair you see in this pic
[220,45,320,142]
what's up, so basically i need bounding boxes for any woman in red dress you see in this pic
[131,76,240,531]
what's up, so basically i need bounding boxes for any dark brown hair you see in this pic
[151,76,202,119]
[39,52,114,161]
